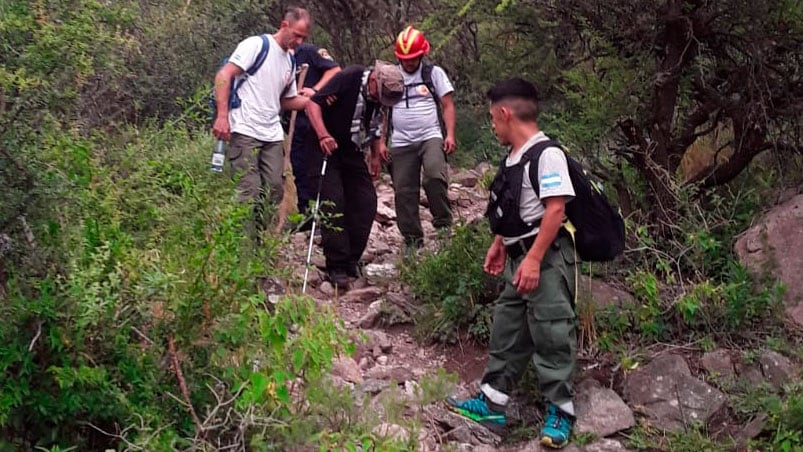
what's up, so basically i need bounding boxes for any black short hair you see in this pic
[486,78,539,104]
[487,78,540,121]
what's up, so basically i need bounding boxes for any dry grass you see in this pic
[680,125,734,182]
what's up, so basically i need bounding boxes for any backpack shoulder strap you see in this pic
[420,62,440,105]
[521,139,563,198]
[247,34,271,76]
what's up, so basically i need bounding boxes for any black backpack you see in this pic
[486,140,625,262]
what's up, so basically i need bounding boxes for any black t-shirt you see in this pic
[312,65,379,147]
[294,43,339,88]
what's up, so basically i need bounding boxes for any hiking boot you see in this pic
[540,403,574,449]
[445,393,506,431]
[327,268,350,290]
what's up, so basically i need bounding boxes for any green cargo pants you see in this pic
[228,133,284,236]
[481,233,578,408]
[390,138,452,245]
[228,133,285,206]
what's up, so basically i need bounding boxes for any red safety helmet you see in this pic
[394,26,430,60]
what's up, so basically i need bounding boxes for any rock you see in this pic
[736,412,768,445]
[575,379,636,437]
[574,439,631,452]
[464,445,496,452]
[324,374,352,390]
[377,355,389,366]
[364,263,397,284]
[453,169,481,188]
[758,350,797,388]
[365,365,415,383]
[340,286,384,304]
[350,277,368,290]
[577,276,634,308]
[259,276,285,305]
[372,423,410,442]
[319,281,335,297]
[331,356,363,384]
[425,404,501,446]
[358,300,383,328]
[376,203,397,224]
[734,194,803,327]
[362,329,393,354]
[701,349,737,384]
[474,161,492,176]
[735,361,766,386]
[358,379,392,395]
[624,354,727,431]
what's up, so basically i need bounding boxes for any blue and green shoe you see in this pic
[540,403,574,449]
[445,393,506,430]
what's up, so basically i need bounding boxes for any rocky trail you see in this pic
[266,166,802,451]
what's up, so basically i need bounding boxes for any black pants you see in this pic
[291,114,314,213]
[306,138,377,272]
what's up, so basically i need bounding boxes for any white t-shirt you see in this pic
[228,34,297,143]
[502,132,575,244]
[390,64,454,147]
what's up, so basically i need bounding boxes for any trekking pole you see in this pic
[302,156,328,294]
[275,63,310,233]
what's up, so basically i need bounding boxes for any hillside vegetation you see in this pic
[1,0,801,450]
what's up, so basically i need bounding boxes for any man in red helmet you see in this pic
[380,26,456,252]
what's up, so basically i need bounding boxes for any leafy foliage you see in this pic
[0,128,362,449]
[401,222,496,343]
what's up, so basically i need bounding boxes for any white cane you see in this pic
[302,156,328,294]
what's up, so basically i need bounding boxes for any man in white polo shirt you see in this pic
[212,6,311,235]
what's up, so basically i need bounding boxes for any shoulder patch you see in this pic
[318,48,333,60]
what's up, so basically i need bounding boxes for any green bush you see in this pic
[401,222,497,342]
[451,106,506,169]
[0,128,358,449]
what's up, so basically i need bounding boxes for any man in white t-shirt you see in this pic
[446,78,579,449]
[212,6,311,235]
[379,26,456,251]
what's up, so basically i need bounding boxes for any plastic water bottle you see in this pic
[211,140,225,172]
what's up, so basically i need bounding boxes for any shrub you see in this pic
[0,128,357,449]
[400,222,497,342]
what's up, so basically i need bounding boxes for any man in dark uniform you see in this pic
[304,61,404,289]
[290,44,340,221]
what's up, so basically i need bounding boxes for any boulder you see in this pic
[701,349,737,384]
[575,379,636,437]
[577,276,634,308]
[734,193,803,327]
[624,354,727,431]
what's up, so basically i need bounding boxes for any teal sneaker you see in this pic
[540,403,574,449]
[445,393,506,430]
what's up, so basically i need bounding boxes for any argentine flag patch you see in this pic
[541,172,563,189]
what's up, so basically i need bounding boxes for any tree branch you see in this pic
[167,335,204,436]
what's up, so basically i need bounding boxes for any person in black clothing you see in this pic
[305,61,404,289]
[291,44,340,219]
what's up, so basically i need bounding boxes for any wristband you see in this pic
[319,135,332,141]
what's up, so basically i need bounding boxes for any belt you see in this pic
[505,229,570,260]
[505,235,536,260]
